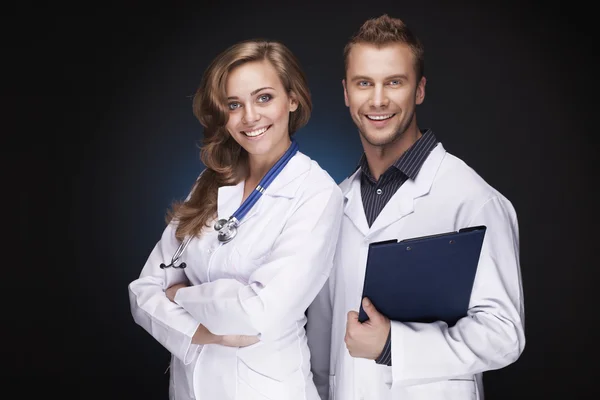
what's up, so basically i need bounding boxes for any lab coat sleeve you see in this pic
[128,221,202,365]
[389,196,525,386]
[307,276,334,400]
[173,185,344,340]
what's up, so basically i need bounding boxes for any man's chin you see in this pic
[360,129,399,148]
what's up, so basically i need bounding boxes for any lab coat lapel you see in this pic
[342,170,370,236]
[366,143,446,239]
[217,181,244,221]
[216,177,269,228]
[217,152,309,226]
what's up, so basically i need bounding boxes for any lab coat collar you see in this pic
[263,152,311,198]
[340,168,369,236]
[216,152,310,222]
[341,143,447,238]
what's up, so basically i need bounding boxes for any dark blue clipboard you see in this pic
[358,226,486,326]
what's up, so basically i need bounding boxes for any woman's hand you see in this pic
[191,325,259,347]
[165,282,189,302]
[167,282,259,348]
[191,324,221,345]
[220,335,260,348]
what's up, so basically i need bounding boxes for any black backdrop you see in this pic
[7,1,596,398]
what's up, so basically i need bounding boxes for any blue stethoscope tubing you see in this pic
[160,139,299,269]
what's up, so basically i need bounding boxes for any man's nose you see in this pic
[369,85,389,108]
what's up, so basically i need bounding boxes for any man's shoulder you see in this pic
[437,151,511,204]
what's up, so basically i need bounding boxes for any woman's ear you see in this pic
[289,91,299,112]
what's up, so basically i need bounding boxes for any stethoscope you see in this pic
[160,139,299,269]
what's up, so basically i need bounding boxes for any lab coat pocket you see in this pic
[229,246,270,283]
[236,359,284,400]
[404,379,476,400]
[238,338,264,352]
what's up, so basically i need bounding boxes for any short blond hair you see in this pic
[344,14,425,81]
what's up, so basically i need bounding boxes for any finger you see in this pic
[362,297,383,324]
[346,311,359,332]
[344,333,353,356]
[346,311,360,340]
[239,336,259,348]
[221,335,242,347]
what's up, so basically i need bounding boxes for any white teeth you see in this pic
[367,114,394,121]
[243,126,269,137]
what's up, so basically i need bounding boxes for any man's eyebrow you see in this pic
[350,74,408,82]
[385,74,408,81]
[227,86,275,100]
[350,75,372,82]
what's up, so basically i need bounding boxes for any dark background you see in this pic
[7,0,596,398]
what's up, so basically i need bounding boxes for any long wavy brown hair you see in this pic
[166,40,312,241]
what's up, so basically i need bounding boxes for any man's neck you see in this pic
[362,127,422,181]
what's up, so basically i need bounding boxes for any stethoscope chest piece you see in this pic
[215,218,237,243]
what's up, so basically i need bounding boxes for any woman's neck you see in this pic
[243,136,291,200]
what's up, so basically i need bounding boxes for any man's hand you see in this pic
[166,282,188,302]
[344,297,390,359]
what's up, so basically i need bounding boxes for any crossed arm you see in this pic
[165,282,258,347]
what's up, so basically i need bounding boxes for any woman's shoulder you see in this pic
[295,152,342,195]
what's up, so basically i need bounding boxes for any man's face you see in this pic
[343,43,425,148]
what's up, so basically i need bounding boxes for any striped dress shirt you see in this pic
[358,129,439,365]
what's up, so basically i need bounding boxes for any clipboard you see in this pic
[358,225,486,326]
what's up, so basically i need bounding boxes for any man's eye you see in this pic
[358,81,370,87]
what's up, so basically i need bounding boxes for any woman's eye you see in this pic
[228,102,241,110]
[258,94,272,103]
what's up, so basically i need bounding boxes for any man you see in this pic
[307,14,525,399]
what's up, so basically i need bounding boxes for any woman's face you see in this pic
[225,60,298,164]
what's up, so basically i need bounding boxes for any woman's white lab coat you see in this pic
[307,143,525,400]
[129,152,344,400]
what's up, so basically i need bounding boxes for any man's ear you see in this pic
[416,76,426,105]
[343,79,349,107]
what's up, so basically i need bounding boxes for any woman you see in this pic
[128,39,343,400]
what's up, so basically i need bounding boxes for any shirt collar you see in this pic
[357,129,438,181]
